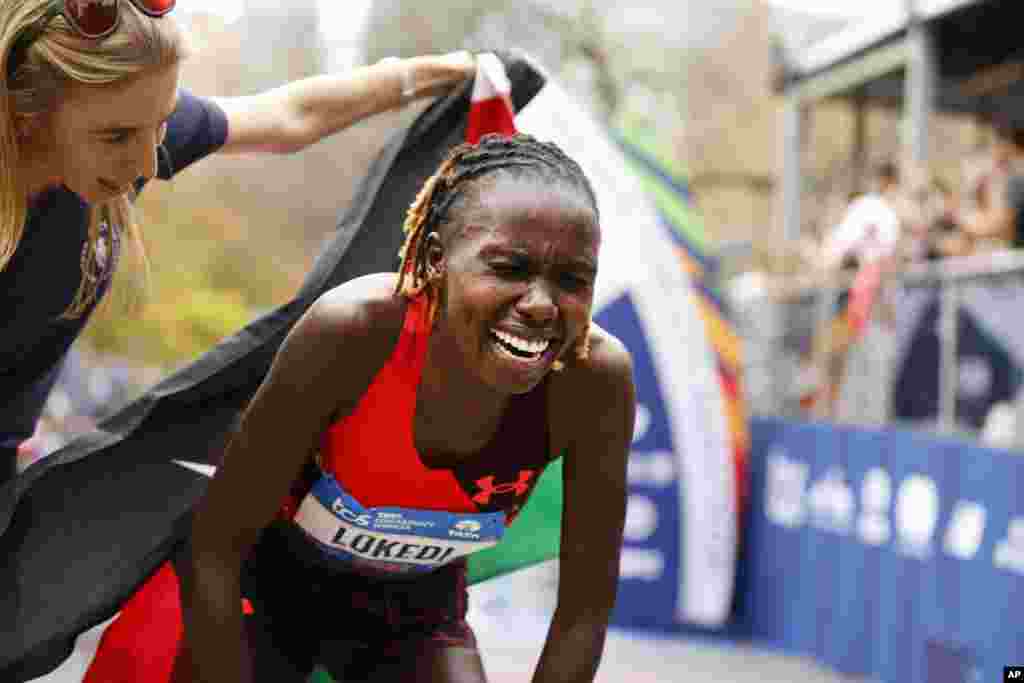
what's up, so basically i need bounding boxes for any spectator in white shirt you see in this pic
[822,161,903,270]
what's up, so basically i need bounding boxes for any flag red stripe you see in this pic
[466,95,516,144]
[83,562,183,683]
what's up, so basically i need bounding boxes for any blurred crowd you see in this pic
[814,117,1024,277]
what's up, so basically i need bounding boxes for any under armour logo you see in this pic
[473,470,535,504]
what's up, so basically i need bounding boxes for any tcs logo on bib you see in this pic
[332,497,371,526]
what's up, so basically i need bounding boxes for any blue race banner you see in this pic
[595,293,681,630]
[747,416,1024,683]
[819,425,884,676]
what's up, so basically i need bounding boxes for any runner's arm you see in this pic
[212,52,474,155]
[180,275,404,683]
[533,330,635,683]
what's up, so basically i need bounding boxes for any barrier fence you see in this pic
[740,415,1024,683]
[695,251,1024,682]
[606,415,1024,683]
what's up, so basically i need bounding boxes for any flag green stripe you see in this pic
[614,121,706,249]
[466,456,564,584]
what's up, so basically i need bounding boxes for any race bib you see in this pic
[293,473,506,576]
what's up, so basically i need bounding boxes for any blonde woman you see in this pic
[0,0,475,484]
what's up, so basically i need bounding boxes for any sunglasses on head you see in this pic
[7,0,175,79]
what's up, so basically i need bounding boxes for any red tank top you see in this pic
[285,295,554,523]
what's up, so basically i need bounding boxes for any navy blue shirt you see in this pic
[0,90,228,451]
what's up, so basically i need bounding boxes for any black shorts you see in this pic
[240,523,476,682]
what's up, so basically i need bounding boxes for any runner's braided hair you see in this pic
[396,133,599,368]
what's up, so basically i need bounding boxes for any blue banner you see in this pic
[746,417,1024,683]
[601,294,682,631]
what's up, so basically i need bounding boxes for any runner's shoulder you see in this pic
[550,323,634,411]
[299,272,406,351]
[572,323,632,384]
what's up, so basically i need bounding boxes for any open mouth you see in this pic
[490,328,553,362]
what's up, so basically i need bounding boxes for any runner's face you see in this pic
[38,63,179,203]
[436,176,600,394]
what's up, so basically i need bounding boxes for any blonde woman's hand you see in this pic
[403,51,476,100]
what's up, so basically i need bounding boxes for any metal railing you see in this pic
[899,249,1024,438]
[728,249,1024,449]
